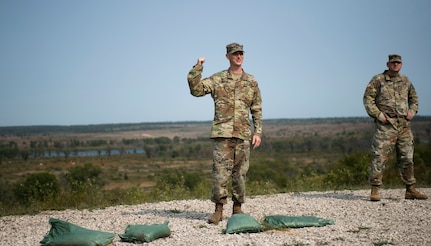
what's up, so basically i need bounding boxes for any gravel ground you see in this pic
[1,188,430,246]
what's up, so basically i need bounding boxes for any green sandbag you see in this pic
[119,221,171,243]
[225,214,263,234]
[40,218,115,246]
[263,215,334,229]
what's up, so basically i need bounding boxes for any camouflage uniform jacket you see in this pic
[187,64,262,140]
[363,70,418,126]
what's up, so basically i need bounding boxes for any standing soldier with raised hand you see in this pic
[187,43,262,224]
[363,54,428,202]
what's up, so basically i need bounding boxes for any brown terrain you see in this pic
[1,117,430,190]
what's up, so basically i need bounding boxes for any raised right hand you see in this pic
[197,57,205,65]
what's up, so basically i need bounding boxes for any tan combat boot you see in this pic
[208,203,223,224]
[233,202,244,214]
[370,185,380,201]
[405,185,428,200]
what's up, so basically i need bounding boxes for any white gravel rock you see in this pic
[1,188,430,246]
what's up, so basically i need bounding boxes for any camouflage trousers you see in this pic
[211,137,250,204]
[369,121,416,186]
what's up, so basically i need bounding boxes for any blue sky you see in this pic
[1,0,430,126]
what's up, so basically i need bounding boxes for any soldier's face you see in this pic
[387,61,402,72]
[227,51,244,66]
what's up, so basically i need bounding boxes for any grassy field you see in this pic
[2,117,431,188]
[1,117,430,215]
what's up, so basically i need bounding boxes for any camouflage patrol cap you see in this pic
[388,54,402,63]
[226,43,244,54]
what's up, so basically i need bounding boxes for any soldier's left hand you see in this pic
[252,135,261,149]
[407,112,414,120]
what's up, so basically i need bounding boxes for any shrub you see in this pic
[324,152,371,189]
[13,172,60,204]
[153,169,203,191]
[64,163,103,192]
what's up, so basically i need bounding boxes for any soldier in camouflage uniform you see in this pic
[363,54,427,202]
[187,43,262,224]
